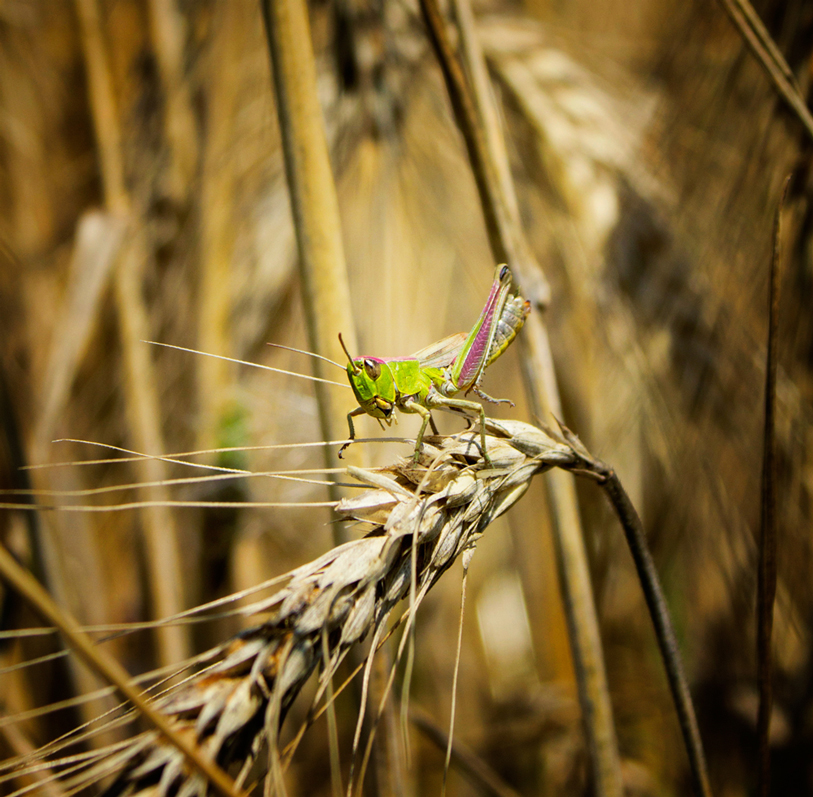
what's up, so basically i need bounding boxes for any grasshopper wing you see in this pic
[412,332,467,369]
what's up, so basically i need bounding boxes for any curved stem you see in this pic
[578,455,712,797]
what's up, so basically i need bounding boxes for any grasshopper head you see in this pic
[339,334,396,423]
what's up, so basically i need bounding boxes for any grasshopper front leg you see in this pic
[339,406,368,459]
[425,393,491,465]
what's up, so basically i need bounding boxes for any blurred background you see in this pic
[1,0,812,794]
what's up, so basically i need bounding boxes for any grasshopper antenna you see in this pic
[338,333,361,375]
[266,342,345,370]
[143,341,349,388]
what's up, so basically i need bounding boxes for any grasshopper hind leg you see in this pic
[472,385,515,408]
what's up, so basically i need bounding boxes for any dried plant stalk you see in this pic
[755,175,789,797]
[0,543,242,797]
[260,0,367,487]
[196,0,243,453]
[717,0,813,141]
[258,2,388,790]
[559,426,713,797]
[74,0,190,666]
[418,2,623,792]
[146,0,198,201]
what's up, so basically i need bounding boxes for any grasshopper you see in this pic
[338,264,530,463]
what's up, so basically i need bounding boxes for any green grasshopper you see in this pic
[338,264,530,463]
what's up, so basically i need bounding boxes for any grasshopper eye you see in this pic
[363,359,381,381]
[498,264,510,283]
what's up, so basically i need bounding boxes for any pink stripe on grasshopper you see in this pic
[449,265,512,392]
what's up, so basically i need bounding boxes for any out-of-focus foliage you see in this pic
[0,0,811,794]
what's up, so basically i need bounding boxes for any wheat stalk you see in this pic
[4,414,712,796]
[4,420,572,797]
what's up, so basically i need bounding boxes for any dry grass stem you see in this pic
[717,0,813,142]
[451,0,550,307]
[195,0,242,454]
[557,424,713,797]
[146,0,198,201]
[74,0,190,666]
[260,0,367,486]
[0,544,243,797]
[418,2,623,792]
[114,236,191,666]
[756,175,789,796]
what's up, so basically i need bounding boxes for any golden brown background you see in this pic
[1,0,812,794]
